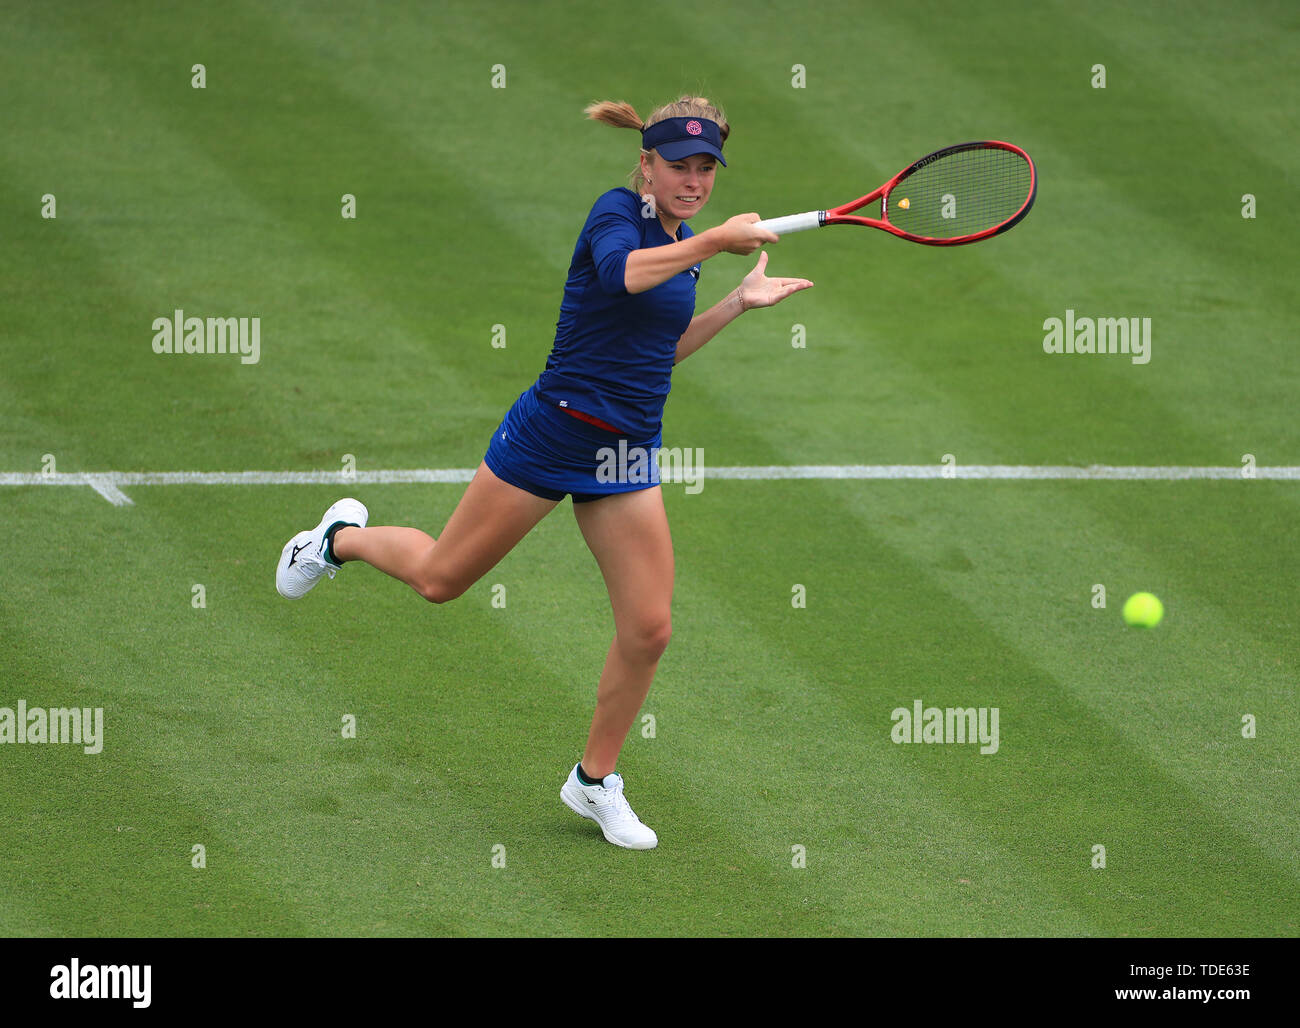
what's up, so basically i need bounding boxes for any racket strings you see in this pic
[889,147,1032,239]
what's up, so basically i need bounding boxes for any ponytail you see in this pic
[585,95,729,194]
[583,100,644,131]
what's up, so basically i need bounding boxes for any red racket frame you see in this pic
[824,140,1036,246]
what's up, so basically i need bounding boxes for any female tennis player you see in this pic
[276,95,812,849]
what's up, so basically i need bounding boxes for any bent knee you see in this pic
[621,617,672,663]
[415,575,469,604]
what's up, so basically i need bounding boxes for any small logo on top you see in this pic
[685,120,703,136]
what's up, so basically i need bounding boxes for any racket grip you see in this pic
[753,211,823,236]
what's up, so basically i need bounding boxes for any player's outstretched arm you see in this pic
[624,214,778,294]
[674,251,813,364]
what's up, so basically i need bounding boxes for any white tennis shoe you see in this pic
[275,498,368,599]
[561,764,658,850]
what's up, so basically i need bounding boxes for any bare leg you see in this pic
[572,487,674,778]
[333,462,558,603]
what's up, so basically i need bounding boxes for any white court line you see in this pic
[1,465,1292,505]
[82,474,136,507]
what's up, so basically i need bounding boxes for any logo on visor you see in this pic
[685,120,703,136]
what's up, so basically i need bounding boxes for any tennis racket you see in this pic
[755,140,1036,246]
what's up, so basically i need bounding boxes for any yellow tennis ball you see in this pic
[898,197,910,209]
[1123,592,1164,628]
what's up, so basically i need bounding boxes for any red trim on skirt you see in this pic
[560,405,624,435]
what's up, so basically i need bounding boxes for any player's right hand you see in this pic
[715,213,779,255]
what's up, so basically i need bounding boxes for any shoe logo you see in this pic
[288,542,310,567]
[585,795,597,806]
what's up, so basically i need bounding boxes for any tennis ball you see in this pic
[1123,592,1164,628]
[898,197,911,209]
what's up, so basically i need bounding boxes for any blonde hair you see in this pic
[584,96,730,194]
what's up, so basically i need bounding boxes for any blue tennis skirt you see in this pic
[483,385,663,503]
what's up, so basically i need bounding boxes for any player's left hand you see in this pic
[738,251,814,310]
